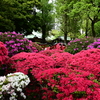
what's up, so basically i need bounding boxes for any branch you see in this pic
[88,15,93,21]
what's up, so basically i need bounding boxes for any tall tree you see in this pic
[12,0,41,35]
[71,0,100,37]
[55,0,80,43]
[0,0,41,35]
[0,0,16,31]
[36,0,55,42]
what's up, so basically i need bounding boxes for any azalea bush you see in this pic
[47,43,66,50]
[0,41,9,75]
[7,52,56,76]
[4,47,100,100]
[39,49,64,56]
[6,52,57,100]
[87,38,100,49]
[67,48,100,80]
[38,43,65,56]
[36,68,100,100]
[65,37,95,54]
[0,72,30,100]
[29,42,43,52]
[51,52,73,67]
[0,32,38,57]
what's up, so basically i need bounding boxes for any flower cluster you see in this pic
[65,37,95,54]
[36,68,100,100]
[0,41,9,69]
[7,52,56,76]
[0,32,38,57]
[87,38,100,49]
[0,72,30,100]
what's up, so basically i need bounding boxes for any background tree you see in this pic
[0,0,41,35]
[71,0,100,37]
[36,0,55,43]
[12,0,41,35]
[55,0,80,43]
[95,21,100,37]
[0,0,16,31]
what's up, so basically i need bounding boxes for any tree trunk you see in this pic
[42,25,46,43]
[64,32,67,44]
[85,18,89,37]
[63,14,68,44]
[91,21,95,37]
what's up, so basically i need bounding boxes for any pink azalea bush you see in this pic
[36,68,100,100]
[0,32,38,57]
[29,42,43,52]
[65,37,95,54]
[38,43,66,56]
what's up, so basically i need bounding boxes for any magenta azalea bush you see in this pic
[0,32,38,57]
[87,38,100,49]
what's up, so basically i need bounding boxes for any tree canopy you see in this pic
[0,0,41,35]
[1,0,100,42]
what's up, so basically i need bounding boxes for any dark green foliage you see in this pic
[0,0,41,35]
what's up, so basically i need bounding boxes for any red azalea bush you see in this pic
[7,52,56,76]
[38,43,66,56]
[0,41,9,72]
[51,52,73,68]
[39,49,64,56]
[36,68,100,100]
[67,48,100,80]
[0,41,8,56]
[48,43,66,50]
[6,52,57,100]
